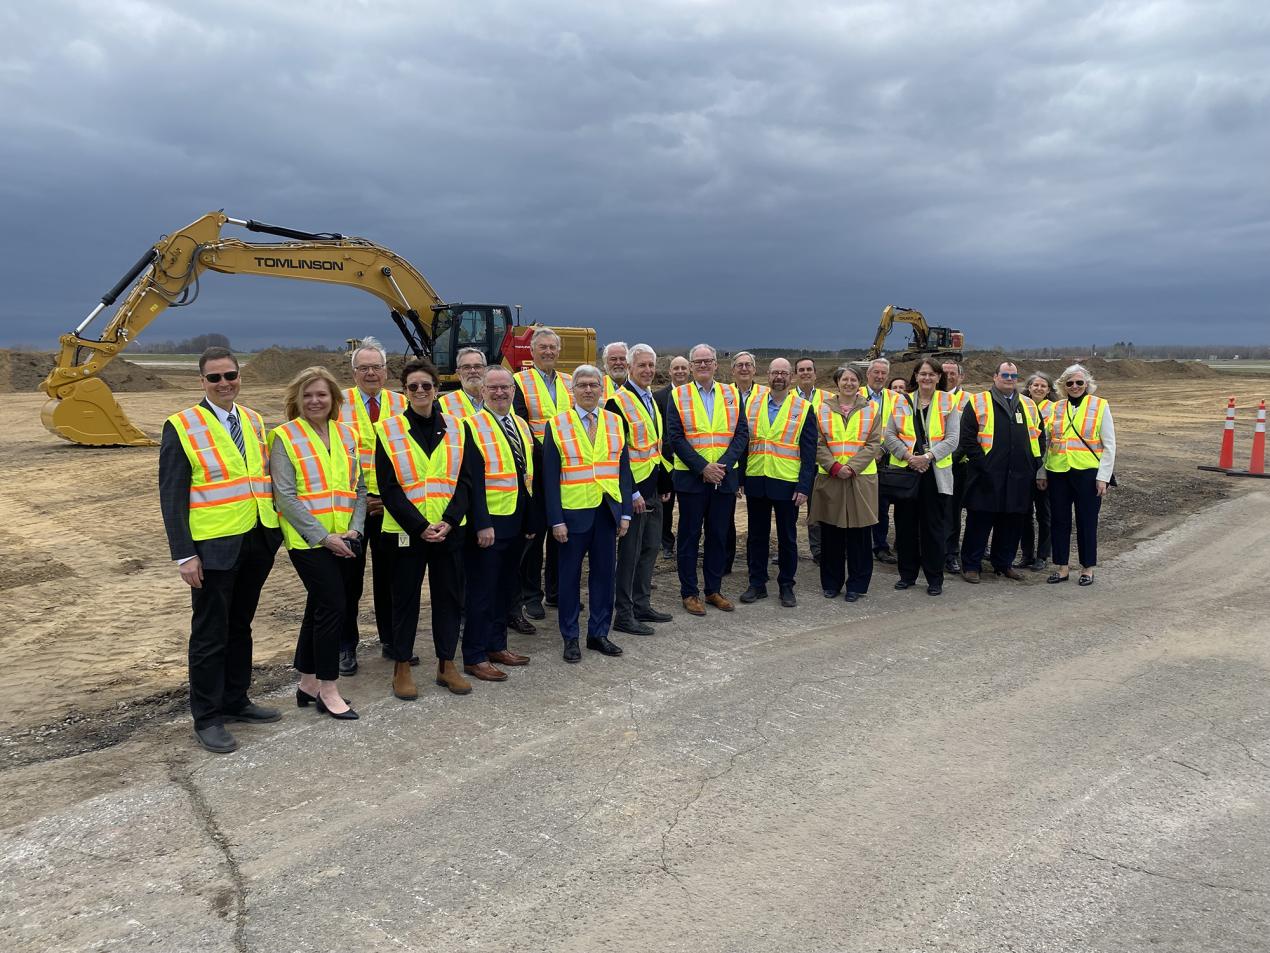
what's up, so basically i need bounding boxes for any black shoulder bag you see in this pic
[878,395,922,500]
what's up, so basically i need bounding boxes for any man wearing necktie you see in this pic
[159,347,282,754]
[862,358,900,564]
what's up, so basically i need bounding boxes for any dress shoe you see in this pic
[523,602,546,621]
[1078,573,1095,587]
[1030,558,1047,572]
[995,567,1025,581]
[563,639,582,663]
[661,548,675,560]
[962,570,981,584]
[435,660,473,695]
[464,661,508,682]
[613,619,655,636]
[874,548,898,564]
[544,596,559,608]
[823,587,841,598]
[315,696,359,720]
[338,649,358,676]
[945,557,962,574]
[926,584,943,596]
[586,635,624,656]
[224,702,281,723]
[779,585,797,608]
[635,608,673,623]
[193,724,238,754]
[682,596,706,617]
[1047,571,1070,584]
[739,585,768,603]
[705,593,735,612]
[845,591,862,603]
[296,687,318,708]
[392,660,418,700]
[507,613,537,635]
[894,579,915,590]
[381,645,420,665]
[812,554,821,566]
[488,649,530,666]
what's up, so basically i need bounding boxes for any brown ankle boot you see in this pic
[435,659,472,695]
[392,661,418,700]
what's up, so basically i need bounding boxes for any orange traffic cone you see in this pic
[1226,399,1268,479]
[1198,396,1238,473]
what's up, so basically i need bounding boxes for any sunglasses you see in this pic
[998,372,1019,380]
[406,381,436,393]
[203,371,240,383]
[1066,380,1086,387]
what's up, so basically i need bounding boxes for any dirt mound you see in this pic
[0,350,173,393]
[242,347,352,385]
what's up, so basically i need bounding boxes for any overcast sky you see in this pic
[2,0,1267,354]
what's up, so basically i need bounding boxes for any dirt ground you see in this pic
[2,370,1268,767]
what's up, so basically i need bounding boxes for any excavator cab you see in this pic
[429,303,514,376]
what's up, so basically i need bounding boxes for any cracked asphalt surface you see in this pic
[3,488,1269,953]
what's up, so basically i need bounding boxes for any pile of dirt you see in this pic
[241,347,414,387]
[0,350,172,393]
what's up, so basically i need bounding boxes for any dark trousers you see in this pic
[520,530,559,609]
[944,461,968,563]
[289,547,359,681]
[188,525,276,730]
[746,495,799,589]
[1048,468,1102,568]
[662,489,676,552]
[463,534,523,665]
[872,493,892,552]
[806,503,821,559]
[389,542,463,663]
[676,489,736,597]
[962,509,1024,572]
[724,517,737,573]
[616,495,662,624]
[557,506,618,641]
[1020,484,1052,563]
[892,471,947,586]
[819,522,874,596]
[344,508,393,651]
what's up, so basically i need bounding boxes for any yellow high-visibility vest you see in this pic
[168,403,278,540]
[1037,398,1053,422]
[549,408,624,509]
[438,388,480,419]
[375,413,465,531]
[968,392,1041,458]
[859,387,900,428]
[889,392,956,469]
[670,382,741,471]
[515,367,573,443]
[465,409,534,516]
[746,390,810,483]
[816,402,878,476]
[1045,397,1107,472]
[269,418,359,550]
[610,386,667,484]
[947,388,968,413]
[338,388,407,495]
[798,387,830,410]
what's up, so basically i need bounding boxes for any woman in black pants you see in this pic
[375,358,486,700]
[883,360,962,595]
[1017,372,1056,571]
[271,366,366,720]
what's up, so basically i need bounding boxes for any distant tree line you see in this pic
[1014,343,1270,360]
[142,332,231,354]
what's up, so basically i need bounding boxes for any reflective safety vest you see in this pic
[859,387,901,429]
[670,382,741,470]
[374,413,465,532]
[610,387,667,484]
[168,403,278,541]
[438,388,480,419]
[1045,396,1108,472]
[947,388,969,413]
[1037,398,1053,422]
[465,409,534,516]
[816,402,878,476]
[604,376,620,402]
[798,387,830,410]
[968,392,1041,458]
[746,390,811,482]
[548,408,624,509]
[338,388,407,495]
[269,418,359,550]
[889,393,956,469]
[736,385,768,413]
[515,367,573,443]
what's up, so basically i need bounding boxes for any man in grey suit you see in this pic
[159,346,282,754]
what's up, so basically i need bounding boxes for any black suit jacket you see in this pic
[158,398,281,571]
[543,410,634,532]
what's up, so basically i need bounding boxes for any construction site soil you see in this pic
[0,349,172,393]
[1,359,1265,769]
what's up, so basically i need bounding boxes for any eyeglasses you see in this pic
[406,381,435,393]
[998,372,1019,380]
[354,363,386,373]
[691,358,715,366]
[1066,380,1086,387]
[457,363,486,372]
[203,371,239,383]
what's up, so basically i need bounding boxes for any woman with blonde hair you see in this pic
[1039,364,1116,586]
[271,366,367,719]
[1017,371,1057,571]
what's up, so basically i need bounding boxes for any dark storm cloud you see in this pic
[1,0,1267,353]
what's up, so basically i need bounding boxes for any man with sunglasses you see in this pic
[956,361,1045,583]
[159,346,283,754]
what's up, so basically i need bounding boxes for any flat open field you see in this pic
[2,371,1269,765]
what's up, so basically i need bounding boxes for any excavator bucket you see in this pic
[41,378,156,447]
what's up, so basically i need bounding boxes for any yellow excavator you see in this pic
[39,211,596,446]
[864,305,965,363]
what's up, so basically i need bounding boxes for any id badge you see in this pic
[1015,412,1023,424]
[398,532,411,548]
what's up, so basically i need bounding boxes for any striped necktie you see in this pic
[226,411,247,458]
[500,415,526,473]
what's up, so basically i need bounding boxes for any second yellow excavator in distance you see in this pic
[38,211,596,447]
[864,305,965,364]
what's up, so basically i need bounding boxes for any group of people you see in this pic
[160,336,1115,755]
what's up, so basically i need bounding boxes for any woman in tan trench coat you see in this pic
[809,365,882,602]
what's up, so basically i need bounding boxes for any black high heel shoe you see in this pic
[315,696,359,720]
[296,687,318,707]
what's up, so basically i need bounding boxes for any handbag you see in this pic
[878,465,921,500]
